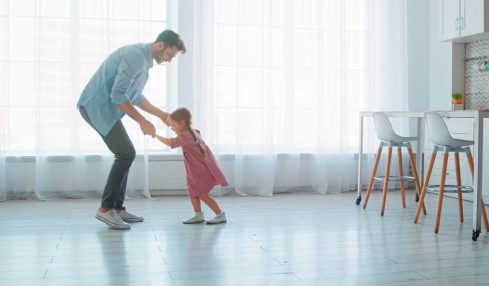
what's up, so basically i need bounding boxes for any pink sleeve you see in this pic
[169,133,193,149]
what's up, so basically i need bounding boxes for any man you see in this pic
[77,30,186,230]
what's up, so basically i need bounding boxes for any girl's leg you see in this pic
[199,194,222,214]
[189,196,202,212]
[182,195,205,224]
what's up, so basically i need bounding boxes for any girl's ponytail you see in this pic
[188,126,206,157]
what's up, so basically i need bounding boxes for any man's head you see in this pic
[152,30,186,64]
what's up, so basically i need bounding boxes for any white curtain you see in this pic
[0,43,6,200]
[0,0,170,200]
[193,0,409,196]
[0,0,409,200]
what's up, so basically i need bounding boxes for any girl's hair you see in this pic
[170,108,205,156]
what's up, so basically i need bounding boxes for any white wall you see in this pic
[407,0,430,112]
[406,0,464,112]
[428,0,454,110]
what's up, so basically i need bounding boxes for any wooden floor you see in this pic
[1,190,489,286]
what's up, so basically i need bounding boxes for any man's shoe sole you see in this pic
[121,217,144,223]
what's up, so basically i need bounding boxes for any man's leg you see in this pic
[99,121,135,209]
[115,171,130,209]
[79,108,134,229]
[79,107,134,208]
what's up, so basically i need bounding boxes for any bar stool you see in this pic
[414,112,489,233]
[363,112,426,216]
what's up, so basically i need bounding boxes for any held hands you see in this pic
[161,112,170,127]
[140,119,156,137]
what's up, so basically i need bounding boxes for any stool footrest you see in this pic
[426,184,473,193]
[373,175,415,182]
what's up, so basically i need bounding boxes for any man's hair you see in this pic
[155,30,186,53]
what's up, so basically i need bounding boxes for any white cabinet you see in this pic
[440,0,461,41]
[462,0,487,37]
[440,0,489,42]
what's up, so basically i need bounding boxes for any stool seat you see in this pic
[373,111,418,144]
[380,136,418,144]
[362,112,425,216]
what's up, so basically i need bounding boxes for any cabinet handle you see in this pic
[460,17,465,30]
[455,18,459,31]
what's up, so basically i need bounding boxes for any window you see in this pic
[206,0,367,153]
[1,0,169,155]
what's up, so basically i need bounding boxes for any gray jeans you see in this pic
[79,107,135,209]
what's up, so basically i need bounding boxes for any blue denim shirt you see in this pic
[77,43,153,136]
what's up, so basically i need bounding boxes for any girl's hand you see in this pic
[155,134,172,147]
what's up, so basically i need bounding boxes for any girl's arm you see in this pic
[155,134,173,147]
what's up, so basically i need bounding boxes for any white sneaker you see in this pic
[96,209,131,230]
[117,209,144,223]
[206,212,227,225]
[182,212,205,224]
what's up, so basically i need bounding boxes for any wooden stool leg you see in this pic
[435,152,449,234]
[363,145,383,209]
[415,151,437,223]
[466,152,474,178]
[407,146,426,215]
[481,199,489,232]
[381,147,393,216]
[397,147,406,208]
[454,152,464,223]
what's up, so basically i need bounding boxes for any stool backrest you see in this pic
[372,112,397,141]
[425,112,454,146]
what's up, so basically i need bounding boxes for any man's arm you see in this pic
[118,100,156,136]
[138,98,170,126]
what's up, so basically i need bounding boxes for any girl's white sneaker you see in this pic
[182,213,205,224]
[206,212,227,224]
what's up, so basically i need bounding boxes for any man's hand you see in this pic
[140,120,156,137]
[160,113,170,127]
[118,101,156,137]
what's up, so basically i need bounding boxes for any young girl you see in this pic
[155,108,228,224]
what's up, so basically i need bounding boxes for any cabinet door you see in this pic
[461,0,489,37]
[440,0,461,41]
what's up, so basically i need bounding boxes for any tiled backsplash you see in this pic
[466,39,489,109]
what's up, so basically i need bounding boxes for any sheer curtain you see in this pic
[0,0,170,200]
[0,42,5,200]
[193,0,409,196]
[0,0,410,200]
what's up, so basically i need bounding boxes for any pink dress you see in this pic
[170,129,229,198]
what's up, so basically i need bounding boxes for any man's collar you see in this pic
[145,43,154,69]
